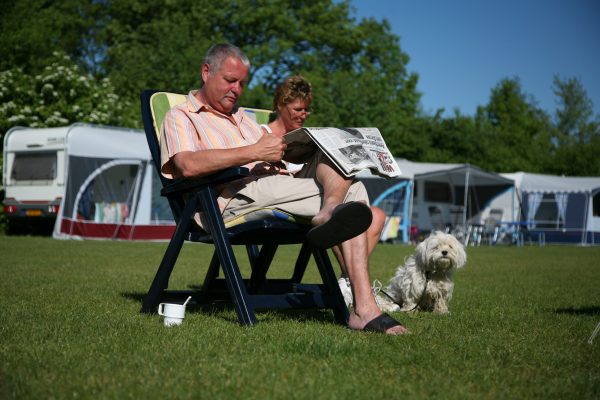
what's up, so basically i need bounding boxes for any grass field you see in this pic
[1,236,599,399]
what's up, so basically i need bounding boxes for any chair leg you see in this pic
[201,251,221,291]
[312,247,349,325]
[199,188,257,326]
[140,200,195,313]
[249,243,279,293]
[246,244,260,270]
[291,242,312,283]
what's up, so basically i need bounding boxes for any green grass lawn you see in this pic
[1,236,599,399]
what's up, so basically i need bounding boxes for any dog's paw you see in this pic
[377,298,400,313]
[338,277,353,308]
[399,304,418,313]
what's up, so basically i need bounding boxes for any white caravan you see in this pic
[3,126,68,229]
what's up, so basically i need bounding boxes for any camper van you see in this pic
[3,126,68,232]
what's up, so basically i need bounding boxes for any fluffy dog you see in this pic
[376,231,467,314]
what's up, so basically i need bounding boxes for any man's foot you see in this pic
[311,203,337,226]
[348,310,409,335]
[307,202,372,248]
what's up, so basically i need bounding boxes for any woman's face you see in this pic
[278,98,311,132]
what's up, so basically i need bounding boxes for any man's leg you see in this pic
[333,205,385,274]
[311,157,353,226]
[341,232,408,335]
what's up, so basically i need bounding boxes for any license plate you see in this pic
[26,209,43,217]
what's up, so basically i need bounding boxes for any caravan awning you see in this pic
[358,159,514,198]
[358,159,515,231]
[503,172,600,194]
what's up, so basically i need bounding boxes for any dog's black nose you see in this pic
[442,250,448,256]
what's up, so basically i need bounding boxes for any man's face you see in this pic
[201,56,249,114]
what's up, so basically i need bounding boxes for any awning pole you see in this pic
[462,167,470,231]
[407,179,415,243]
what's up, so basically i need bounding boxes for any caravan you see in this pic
[358,160,514,243]
[3,126,68,232]
[3,123,176,239]
[481,172,600,245]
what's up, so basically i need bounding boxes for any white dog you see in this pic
[374,231,467,314]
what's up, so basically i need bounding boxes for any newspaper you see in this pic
[283,127,401,178]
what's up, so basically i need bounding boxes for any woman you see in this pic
[266,75,386,283]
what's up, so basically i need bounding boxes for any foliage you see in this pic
[1,0,599,176]
[101,0,420,145]
[0,237,599,398]
[0,0,106,75]
[548,76,600,176]
[475,78,555,172]
[0,52,138,140]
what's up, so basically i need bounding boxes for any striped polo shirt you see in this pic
[160,90,264,179]
[159,90,286,217]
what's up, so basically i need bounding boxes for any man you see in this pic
[160,43,407,335]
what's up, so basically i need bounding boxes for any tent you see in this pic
[358,159,514,243]
[483,172,600,245]
[53,124,176,240]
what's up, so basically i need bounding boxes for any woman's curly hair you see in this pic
[272,75,313,111]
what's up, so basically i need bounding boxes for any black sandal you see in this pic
[362,313,406,334]
[307,202,372,248]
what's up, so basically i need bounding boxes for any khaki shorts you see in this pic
[221,151,369,224]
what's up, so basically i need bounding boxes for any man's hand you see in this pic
[253,133,287,163]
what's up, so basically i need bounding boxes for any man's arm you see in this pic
[170,132,287,179]
[160,106,287,179]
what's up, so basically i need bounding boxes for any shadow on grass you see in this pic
[554,306,600,316]
[122,291,146,304]
[120,291,340,325]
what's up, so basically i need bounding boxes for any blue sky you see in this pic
[348,0,600,118]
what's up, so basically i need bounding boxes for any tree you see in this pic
[2,0,421,156]
[421,110,490,166]
[0,0,106,75]
[0,52,136,142]
[477,77,553,172]
[549,76,600,175]
[553,76,596,144]
[100,0,420,147]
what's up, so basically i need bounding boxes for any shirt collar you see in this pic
[186,90,243,124]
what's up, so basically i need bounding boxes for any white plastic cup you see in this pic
[157,303,186,327]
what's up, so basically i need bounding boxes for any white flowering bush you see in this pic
[0,52,136,142]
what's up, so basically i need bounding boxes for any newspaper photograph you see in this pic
[283,127,401,178]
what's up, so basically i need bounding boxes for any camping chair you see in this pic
[139,90,349,326]
[482,208,503,245]
[428,206,449,233]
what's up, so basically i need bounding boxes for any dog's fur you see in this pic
[376,231,467,314]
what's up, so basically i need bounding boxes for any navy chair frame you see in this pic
[139,89,349,326]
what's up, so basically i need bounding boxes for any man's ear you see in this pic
[201,63,210,83]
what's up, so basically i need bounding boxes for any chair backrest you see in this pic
[140,90,273,221]
[484,208,504,231]
[142,90,273,177]
[428,205,445,231]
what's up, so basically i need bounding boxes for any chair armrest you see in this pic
[160,167,250,196]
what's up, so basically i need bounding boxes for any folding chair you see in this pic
[482,208,503,245]
[139,90,349,326]
[428,206,449,233]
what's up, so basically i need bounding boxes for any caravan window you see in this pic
[593,192,600,217]
[10,152,57,182]
[424,181,452,203]
[534,193,562,229]
[76,164,139,222]
[150,170,174,223]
